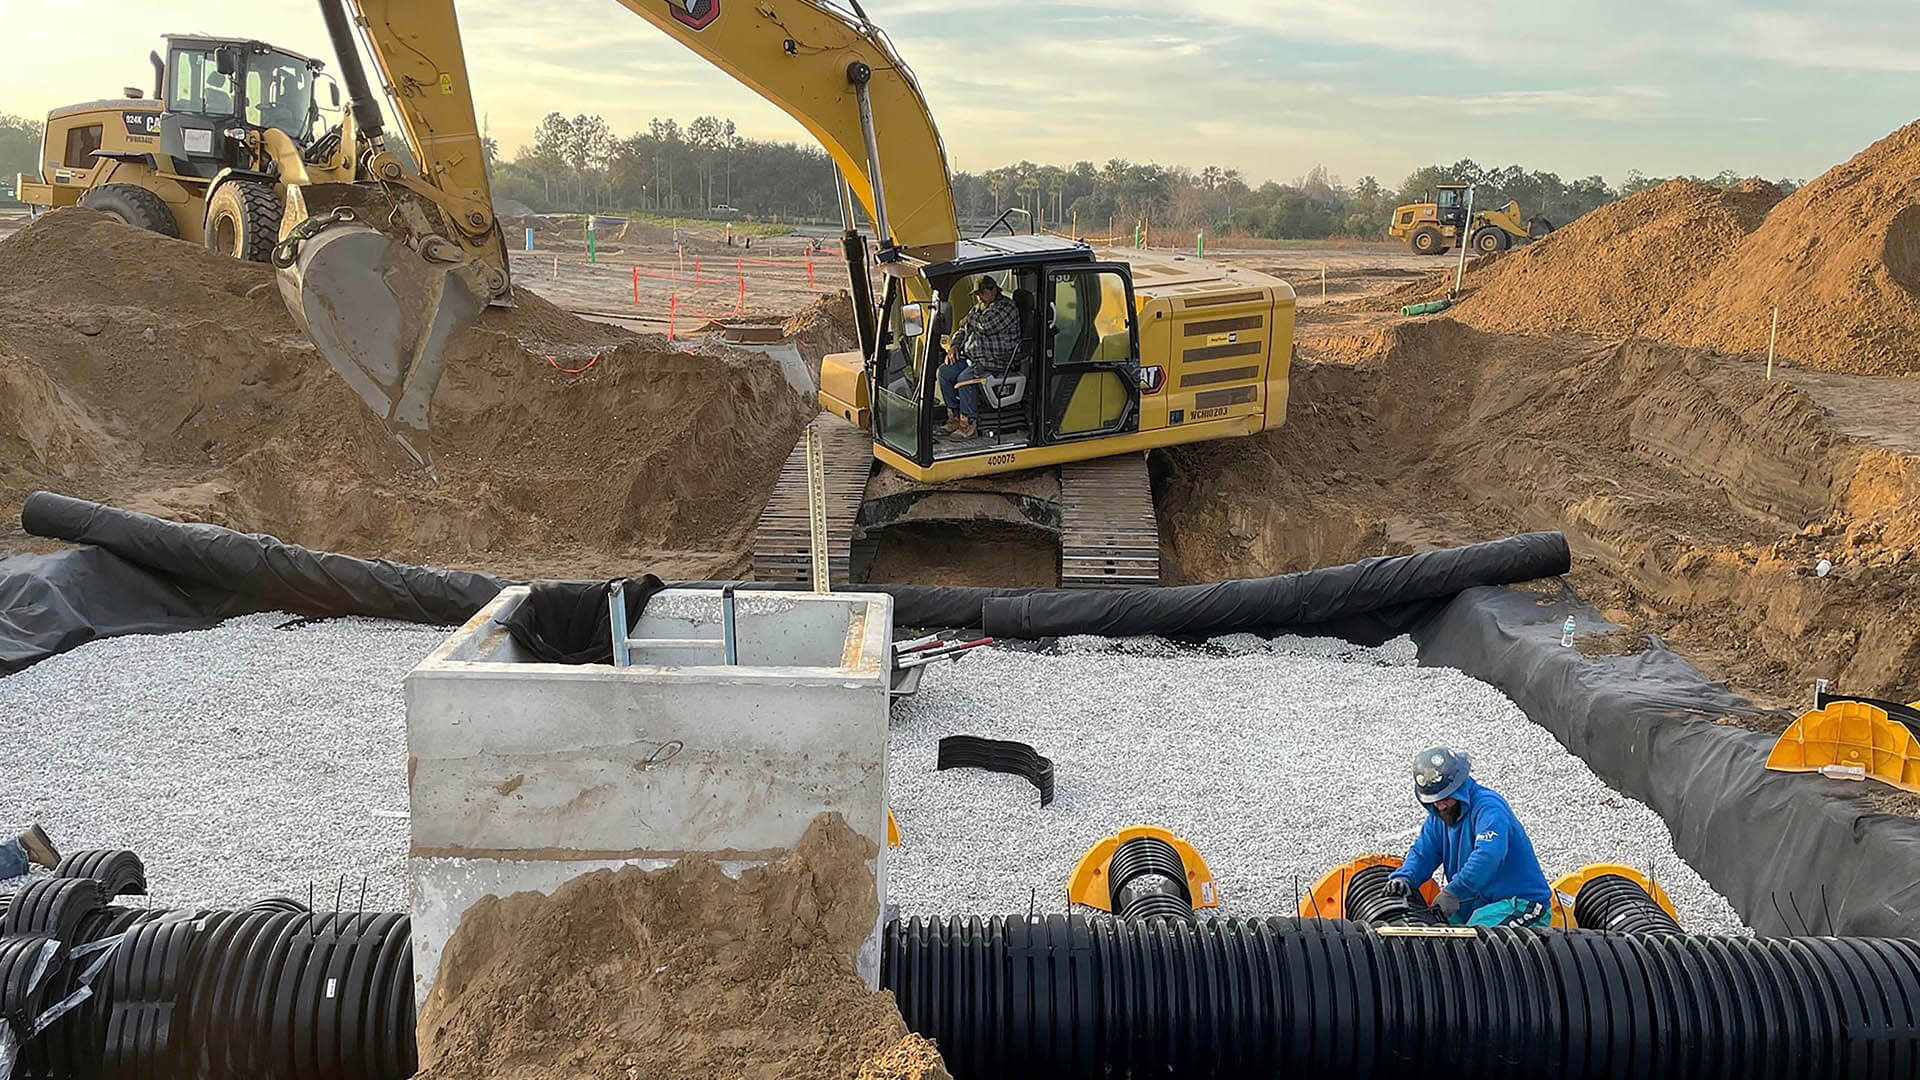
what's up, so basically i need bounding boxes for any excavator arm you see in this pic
[276,0,958,467]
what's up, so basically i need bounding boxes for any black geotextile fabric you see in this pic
[502,576,668,664]
[4,493,1557,671]
[975,531,1571,640]
[1415,586,1920,938]
[22,492,509,624]
[0,547,255,675]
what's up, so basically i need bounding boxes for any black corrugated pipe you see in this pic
[1107,836,1192,921]
[1574,874,1684,934]
[883,914,1920,1079]
[1341,863,1442,925]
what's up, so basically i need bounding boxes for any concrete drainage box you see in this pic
[403,586,893,1003]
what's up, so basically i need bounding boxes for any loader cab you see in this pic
[869,234,1142,476]
[159,35,325,178]
[1433,185,1469,228]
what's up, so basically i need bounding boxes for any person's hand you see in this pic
[1381,878,1412,900]
[1432,888,1462,918]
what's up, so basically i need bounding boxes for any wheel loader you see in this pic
[16,35,360,261]
[1388,183,1554,256]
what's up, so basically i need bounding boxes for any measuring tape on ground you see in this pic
[805,424,830,593]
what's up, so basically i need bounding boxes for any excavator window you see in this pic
[872,277,924,458]
[1046,268,1137,439]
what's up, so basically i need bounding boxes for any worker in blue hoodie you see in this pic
[1383,746,1553,927]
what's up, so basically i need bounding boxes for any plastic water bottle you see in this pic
[1560,615,1576,648]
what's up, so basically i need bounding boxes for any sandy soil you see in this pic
[1156,305,1920,709]
[0,209,817,580]
[417,813,948,1080]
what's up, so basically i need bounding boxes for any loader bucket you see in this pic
[1765,699,1920,794]
[275,219,485,471]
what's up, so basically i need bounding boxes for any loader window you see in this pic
[245,53,314,139]
[170,47,237,117]
[61,125,103,169]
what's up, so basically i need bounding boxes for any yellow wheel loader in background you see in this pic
[1388,183,1554,255]
[268,0,1299,589]
[17,35,359,261]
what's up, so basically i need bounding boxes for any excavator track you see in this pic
[1058,453,1161,588]
[752,415,874,586]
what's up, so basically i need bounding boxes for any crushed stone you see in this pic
[5,618,1744,936]
[0,613,446,909]
[886,636,1747,933]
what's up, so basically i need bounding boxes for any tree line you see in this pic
[1,107,1799,240]
[492,112,1801,240]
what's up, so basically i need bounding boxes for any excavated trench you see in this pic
[1153,317,1920,709]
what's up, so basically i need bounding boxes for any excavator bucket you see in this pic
[274,188,488,471]
[1766,699,1920,794]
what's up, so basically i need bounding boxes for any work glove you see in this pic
[1432,888,1463,919]
[1381,877,1413,900]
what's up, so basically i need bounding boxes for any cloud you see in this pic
[1728,10,1920,72]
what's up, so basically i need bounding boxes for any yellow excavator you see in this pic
[273,0,1298,588]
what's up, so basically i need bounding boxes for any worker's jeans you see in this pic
[1452,897,1549,929]
[0,839,27,881]
[938,359,981,420]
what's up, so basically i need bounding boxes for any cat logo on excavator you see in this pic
[668,0,720,30]
[1766,696,1920,793]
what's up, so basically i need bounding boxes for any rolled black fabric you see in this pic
[885,914,1920,1079]
[978,532,1571,639]
[0,546,254,675]
[20,491,509,626]
[502,576,668,664]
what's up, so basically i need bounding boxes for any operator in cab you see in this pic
[937,275,1019,440]
[1382,746,1553,927]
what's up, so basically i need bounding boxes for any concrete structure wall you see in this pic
[404,587,893,1001]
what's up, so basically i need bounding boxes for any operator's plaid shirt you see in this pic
[953,296,1022,377]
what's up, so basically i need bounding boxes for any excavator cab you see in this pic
[838,235,1142,482]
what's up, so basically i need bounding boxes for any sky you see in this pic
[4,0,1918,189]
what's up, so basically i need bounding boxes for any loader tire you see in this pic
[77,184,180,238]
[1410,226,1446,255]
[1472,227,1508,254]
[204,180,284,263]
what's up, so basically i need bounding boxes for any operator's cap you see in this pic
[1413,746,1471,804]
[972,275,1002,294]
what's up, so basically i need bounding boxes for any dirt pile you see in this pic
[1368,121,1920,376]
[416,813,947,1080]
[785,290,860,380]
[1370,180,1783,334]
[1649,121,1920,375]
[1159,317,1920,704]
[0,209,816,576]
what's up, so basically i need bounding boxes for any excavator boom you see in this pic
[277,0,960,465]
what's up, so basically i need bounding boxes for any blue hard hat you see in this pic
[1413,746,1471,804]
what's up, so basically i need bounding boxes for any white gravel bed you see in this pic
[5,617,1744,935]
[887,635,1747,933]
[0,614,446,911]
